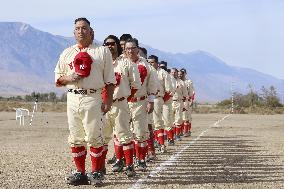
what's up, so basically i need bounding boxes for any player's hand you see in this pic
[101,102,112,115]
[146,102,154,114]
[68,73,82,82]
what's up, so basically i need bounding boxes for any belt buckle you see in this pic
[90,89,96,94]
[74,89,79,94]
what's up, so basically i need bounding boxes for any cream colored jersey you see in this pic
[149,64,159,95]
[168,73,177,95]
[156,68,174,97]
[130,57,158,98]
[172,78,187,100]
[184,79,194,98]
[54,43,115,89]
[113,56,141,99]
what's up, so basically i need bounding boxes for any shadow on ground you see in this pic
[104,135,284,186]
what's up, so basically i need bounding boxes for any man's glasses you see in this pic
[148,61,155,64]
[104,42,116,46]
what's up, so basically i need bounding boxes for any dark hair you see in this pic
[159,61,168,67]
[148,55,158,63]
[180,68,187,74]
[120,34,132,41]
[74,17,90,26]
[103,35,123,56]
[126,38,139,47]
[139,47,148,57]
[171,68,178,72]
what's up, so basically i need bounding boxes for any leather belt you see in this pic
[173,99,180,102]
[68,89,97,95]
[113,97,125,103]
[128,96,146,103]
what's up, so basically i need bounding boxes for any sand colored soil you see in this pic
[0,112,283,188]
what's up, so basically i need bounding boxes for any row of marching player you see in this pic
[101,34,195,178]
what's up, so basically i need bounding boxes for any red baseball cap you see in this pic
[73,52,93,77]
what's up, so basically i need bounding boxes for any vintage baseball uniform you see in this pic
[128,57,157,142]
[185,79,195,122]
[147,65,159,126]
[164,74,176,131]
[172,78,187,125]
[153,68,173,130]
[104,56,141,145]
[182,79,190,122]
[54,43,115,148]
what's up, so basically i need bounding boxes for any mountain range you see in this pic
[0,22,283,102]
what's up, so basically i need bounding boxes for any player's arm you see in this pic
[56,73,82,86]
[101,47,116,114]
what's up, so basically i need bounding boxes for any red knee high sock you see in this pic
[90,146,103,173]
[135,141,147,160]
[101,145,108,170]
[184,122,189,133]
[176,124,181,136]
[181,123,184,135]
[167,129,174,140]
[71,146,87,174]
[157,129,165,145]
[114,138,123,161]
[123,142,134,166]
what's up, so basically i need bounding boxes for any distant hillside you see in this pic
[0,22,283,102]
[145,46,284,102]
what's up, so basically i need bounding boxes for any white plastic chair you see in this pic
[15,108,30,126]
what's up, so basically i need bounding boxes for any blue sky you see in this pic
[1,0,283,79]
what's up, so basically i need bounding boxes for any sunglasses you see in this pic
[104,42,116,46]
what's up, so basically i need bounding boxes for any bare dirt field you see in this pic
[0,112,283,189]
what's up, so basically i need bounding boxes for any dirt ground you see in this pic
[0,112,283,189]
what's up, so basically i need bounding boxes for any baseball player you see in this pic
[146,58,159,161]
[148,56,173,153]
[161,62,176,145]
[180,68,195,136]
[178,70,189,137]
[170,68,187,143]
[102,35,141,177]
[120,34,133,55]
[54,18,115,186]
[125,38,157,171]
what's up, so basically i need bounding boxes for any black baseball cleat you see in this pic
[107,154,116,164]
[136,160,147,172]
[66,171,89,186]
[168,139,175,146]
[154,141,160,148]
[112,159,124,172]
[146,153,157,162]
[87,172,103,186]
[184,131,191,137]
[176,135,182,141]
[99,167,106,180]
[125,164,136,177]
